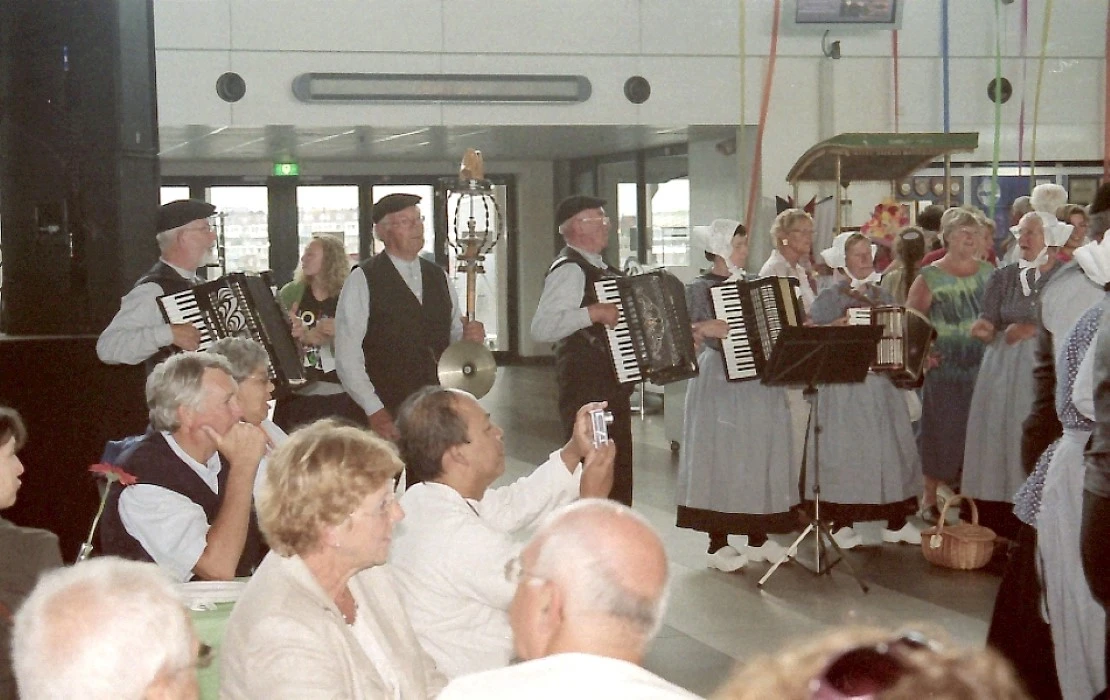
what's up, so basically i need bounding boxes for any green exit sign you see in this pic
[272,162,300,177]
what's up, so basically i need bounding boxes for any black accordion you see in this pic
[157,272,306,391]
[847,305,936,388]
[593,270,699,385]
[709,276,804,381]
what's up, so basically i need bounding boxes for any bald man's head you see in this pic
[509,499,669,662]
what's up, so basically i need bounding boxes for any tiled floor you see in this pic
[485,364,1001,698]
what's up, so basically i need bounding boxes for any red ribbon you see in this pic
[745,0,782,234]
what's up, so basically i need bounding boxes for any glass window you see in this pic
[649,178,690,267]
[372,185,435,257]
[297,185,359,262]
[160,186,190,204]
[208,186,269,273]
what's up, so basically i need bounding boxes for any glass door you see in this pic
[207,186,269,273]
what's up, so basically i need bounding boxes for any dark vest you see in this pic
[547,247,626,395]
[360,254,452,416]
[99,432,265,578]
[135,261,196,374]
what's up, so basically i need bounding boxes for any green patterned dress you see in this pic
[917,261,994,481]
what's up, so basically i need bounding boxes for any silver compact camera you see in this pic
[589,408,614,448]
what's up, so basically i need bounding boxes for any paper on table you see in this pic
[175,580,248,610]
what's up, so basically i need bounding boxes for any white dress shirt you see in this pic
[389,451,581,679]
[96,260,197,365]
[334,255,465,417]
[530,245,601,344]
[438,652,700,700]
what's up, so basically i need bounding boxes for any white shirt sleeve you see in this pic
[447,270,464,342]
[118,484,210,582]
[530,264,593,343]
[96,282,175,365]
[477,450,581,532]
[1074,340,1097,421]
[334,267,381,417]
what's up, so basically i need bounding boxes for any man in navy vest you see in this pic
[100,352,268,582]
[96,199,216,371]
[335,193,484,441]
[531,196,634,505]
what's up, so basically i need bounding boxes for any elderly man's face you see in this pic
[567,208,610,254]
[176,218,217,269]
[378,206,426,261]
[188,368,242,438]
[452,393,505,485]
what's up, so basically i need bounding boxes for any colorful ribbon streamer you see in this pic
[744,0,781,234]
[1018,0,1029,176]
[892,30,900,133]
[990,0,1003,221]
[1029,0,1054,183]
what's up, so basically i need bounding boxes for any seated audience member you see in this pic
[712,626,1029,700]
[13,557,201,700]
[917,203,945,252]
[0,407,62,698]
[220,420,445,698]
[207,336,286,500]
[390,386,616,678]
[100,352,269,581]
[440,499,697,700]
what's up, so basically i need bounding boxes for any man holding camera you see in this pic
[531,195,635,505]
[389,386,615,679]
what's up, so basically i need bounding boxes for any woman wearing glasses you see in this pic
[220,420,446,698]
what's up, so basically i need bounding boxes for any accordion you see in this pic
[846,305,936,388]
[709,276,804,381]
[593,270,699,385]
[157,272,307,391]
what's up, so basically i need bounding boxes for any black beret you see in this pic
[373,193,422,224]
[556,195,606,227]
[157,199,216,233]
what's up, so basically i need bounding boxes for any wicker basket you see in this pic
[920,494,996,570]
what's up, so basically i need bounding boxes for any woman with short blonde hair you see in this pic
[760,208,817,311]
[221,420,446,698]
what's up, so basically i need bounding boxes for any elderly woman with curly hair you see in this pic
[276,234,364,430]
[220,420,446,698]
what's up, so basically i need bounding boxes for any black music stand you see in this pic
[756,325,881,592]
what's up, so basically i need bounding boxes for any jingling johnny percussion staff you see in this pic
[437,150,501,398]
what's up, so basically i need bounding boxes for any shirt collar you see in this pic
[568,244,606,268]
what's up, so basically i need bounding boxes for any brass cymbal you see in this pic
[437,340,497,398]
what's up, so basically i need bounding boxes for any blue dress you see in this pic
[675,273,799,537]
[806,281,922,523]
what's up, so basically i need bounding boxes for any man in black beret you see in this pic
[335,192,485,440]
[530,195,635,505]
[97,199,217,371]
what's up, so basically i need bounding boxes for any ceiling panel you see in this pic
[156,124,738,162]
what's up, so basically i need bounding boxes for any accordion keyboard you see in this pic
[710,284,757,380]
[158,290,215,350]
[595,278,643,384]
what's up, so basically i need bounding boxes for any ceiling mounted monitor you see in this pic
[788,0,902,32]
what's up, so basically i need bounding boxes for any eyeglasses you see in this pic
[389,214,425,228]
[808,632,939,700]
[349,492,398,520]
[503,554,546,585]
[577,216,611,226]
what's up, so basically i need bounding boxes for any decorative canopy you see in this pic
[786,132,979,184]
